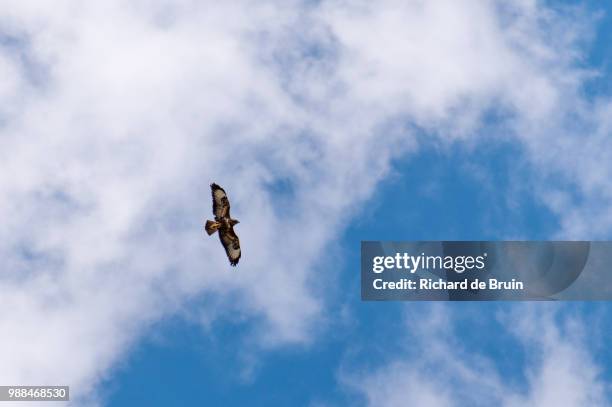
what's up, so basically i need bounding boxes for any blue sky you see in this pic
[2,1,612,406]
[103,131,604,406]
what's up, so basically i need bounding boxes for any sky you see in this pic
[1,0,612,406]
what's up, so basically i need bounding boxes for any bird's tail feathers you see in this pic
[205,220,221,235]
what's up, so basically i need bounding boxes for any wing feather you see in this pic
[219,227,241,266]
[211,183,231,219]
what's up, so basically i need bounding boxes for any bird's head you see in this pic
[230,219,240,226]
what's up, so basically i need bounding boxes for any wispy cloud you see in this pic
[341,304,610,407]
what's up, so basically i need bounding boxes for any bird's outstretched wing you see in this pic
[219,227,241,266]
[211,183,230,219]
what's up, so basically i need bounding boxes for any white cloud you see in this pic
[0,0,611,404]
[342,304,610,407]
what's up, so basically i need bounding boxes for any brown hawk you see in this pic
[205,183,241,266]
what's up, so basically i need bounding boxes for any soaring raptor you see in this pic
[205,183,241,266]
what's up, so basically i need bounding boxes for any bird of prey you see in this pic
[205,183,241,266]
